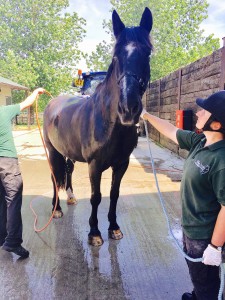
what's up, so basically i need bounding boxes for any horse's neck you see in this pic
[93,75,120,124]
[88,74,120,144]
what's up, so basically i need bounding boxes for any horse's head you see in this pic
[112,7,153,125]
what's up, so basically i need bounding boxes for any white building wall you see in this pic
[0,85,12,106]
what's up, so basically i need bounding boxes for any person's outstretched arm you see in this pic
[20,88,45,111]
[141,109,178,144]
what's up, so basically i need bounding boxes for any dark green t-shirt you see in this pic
[177,129,225,239]
[0,104,20,158]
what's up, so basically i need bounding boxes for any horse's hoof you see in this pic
[88,235,104,247]
[67,197,77,205]
[53,210,63,218]
[108,229,123,240]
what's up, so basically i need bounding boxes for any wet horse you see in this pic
[43,7,153,246]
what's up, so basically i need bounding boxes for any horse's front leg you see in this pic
[108,160,129,240]
[88,160,103,246]
[65,159,77,205]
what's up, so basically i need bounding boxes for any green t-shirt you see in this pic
[0,104,20,158]
[177,129,225,239]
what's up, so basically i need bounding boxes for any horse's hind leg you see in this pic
[46,142,66,218]
[108,160,129,240]
[51,173,63,218]
[65,159,77,205]
[88,161,103,246]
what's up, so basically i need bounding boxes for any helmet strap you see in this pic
[202,116,225,134]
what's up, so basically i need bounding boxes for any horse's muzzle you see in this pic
[118,100,141,125]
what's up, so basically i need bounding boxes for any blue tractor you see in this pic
[72,70,107,96]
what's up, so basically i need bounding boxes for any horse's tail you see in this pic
[49,148,66,190]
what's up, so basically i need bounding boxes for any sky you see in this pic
[68,0,225,71]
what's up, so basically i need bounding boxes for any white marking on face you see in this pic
[119,76,133,125]
[122,76,127,104]
[125,43,136,58]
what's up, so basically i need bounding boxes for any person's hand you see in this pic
[26,88,46,105]
[28,88,45,102]
[202,244,222,266]
[140,108,147,119]
[32,88,46,96]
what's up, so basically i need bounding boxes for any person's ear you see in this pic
[210,121,222,131]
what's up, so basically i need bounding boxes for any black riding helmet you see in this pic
[196,90,225,131]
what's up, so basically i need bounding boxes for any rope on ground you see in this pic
[143,120,225,300]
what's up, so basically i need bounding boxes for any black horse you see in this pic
[43,7,153,246]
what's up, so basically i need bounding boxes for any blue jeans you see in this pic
[0,157,23,247]
[183,233,221,300]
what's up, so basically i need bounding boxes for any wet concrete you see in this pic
[0,130,193,300]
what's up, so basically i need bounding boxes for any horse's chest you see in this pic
[99,129,137,166]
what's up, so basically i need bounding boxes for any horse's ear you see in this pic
[112,10,125,38]
[140,7,153,33]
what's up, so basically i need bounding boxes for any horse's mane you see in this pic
[93,82,103,93]
[92,82,104,98]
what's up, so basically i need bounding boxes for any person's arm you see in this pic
[141,109,178,144]
[20,88,45,111]
[211,205,225,247]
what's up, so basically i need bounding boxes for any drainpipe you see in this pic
[177,69,182,110]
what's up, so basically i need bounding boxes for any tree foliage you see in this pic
[0,0,86,109]
[86,0,220,81]
[85,41,112,71]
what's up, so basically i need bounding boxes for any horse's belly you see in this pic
[47,126,86,162]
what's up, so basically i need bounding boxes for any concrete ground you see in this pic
[0,129,194,300]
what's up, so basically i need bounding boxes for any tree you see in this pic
[86,0,220,81]
[85,41,112,71]
[0,0,86,109]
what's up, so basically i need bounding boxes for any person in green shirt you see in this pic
[141,90,225,300]
[0,87,45,259]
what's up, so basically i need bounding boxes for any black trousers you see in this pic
[183,233,221,300]
[0,157,23,247]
